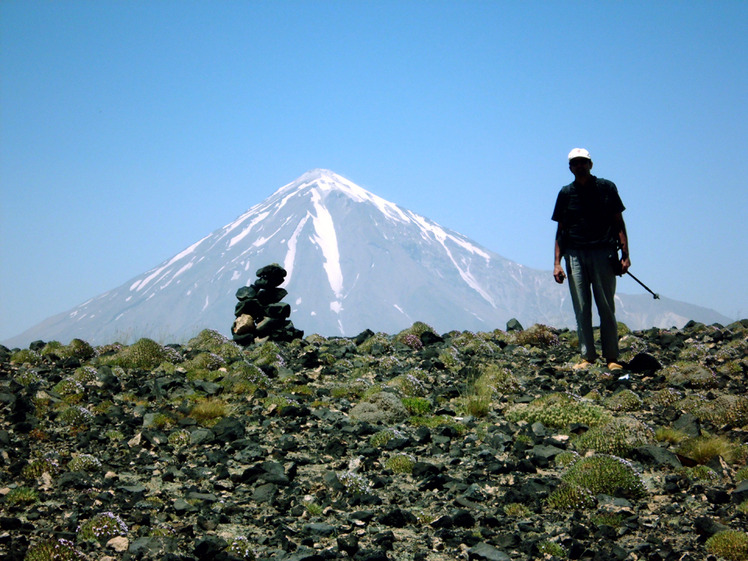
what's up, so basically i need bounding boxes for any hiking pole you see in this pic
[626,271,660,299]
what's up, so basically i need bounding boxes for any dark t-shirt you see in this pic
[552,176,625,251]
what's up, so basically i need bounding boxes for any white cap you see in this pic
[568,148,591,161]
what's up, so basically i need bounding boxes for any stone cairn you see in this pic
[231,264,304,345]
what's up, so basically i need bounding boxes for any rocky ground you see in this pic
[1,319,747,561]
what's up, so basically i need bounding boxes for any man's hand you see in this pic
[553,264,566,284]
[620,256,631,276]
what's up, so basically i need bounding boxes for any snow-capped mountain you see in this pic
[4,169,730,347]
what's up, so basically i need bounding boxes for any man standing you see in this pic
[552,148,630,371]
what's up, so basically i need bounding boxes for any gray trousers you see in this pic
[564,248,619,362]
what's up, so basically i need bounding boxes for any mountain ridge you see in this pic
[3,170,731,347]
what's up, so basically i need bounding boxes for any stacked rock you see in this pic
[231,264,304,345]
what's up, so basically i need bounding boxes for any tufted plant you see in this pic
[52,377,86,403]
[187,329,242,359]
[545,482,596,511]
[648,387,683,408]
[402,397,431,416]
[77,511,128,544]
[23,538,86,561]
[63,338,97,361]
[572,416,655,457]
[370,427,407,448]
[22,455,62,480]
[5,486,39,506]
[676,435,742,465]
[512,324,560,348]
[58,405,94,427]
[168,429,192,448]
[388,370,428,397]
[505,392,611,429]
[72,365,99,385]
[437,345,462,372]
[245,340,286,368]
[183,352,227,379]
[385,453,416,474]
[225,536,257,560]
[189,397,230,425]
[503,503,531,517]
[682,465,720,483]
[560,454,647,500]
[106,338,180,370]
[685,394,748,428]
[337,470,373,495]
[537,541,565,557]
[67,453,102,472]
[604,389,643,412]
[358,332,394,355]
[10,348,42,366]
[705,530,748,561]
[663,362,718,388]
[554,450,580,468]
[735,466,748,482]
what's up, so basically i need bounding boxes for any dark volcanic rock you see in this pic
[1,319,747,560]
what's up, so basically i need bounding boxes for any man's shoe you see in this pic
[572,360,593,370]
[607,362,624,371]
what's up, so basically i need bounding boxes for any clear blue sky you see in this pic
[2,1,747,341]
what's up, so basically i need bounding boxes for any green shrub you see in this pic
[402,397,431,415]
[188,329,240,357]
[67,453,102,472]
[58,405,94,426]
[648,387,683,407]
[77,511,128,543]
[663,362,717,388]
[246,341,285,368]
[72,365,99,384]
[23,538,86,560]
[572,417,654,456]
[554,451,580,468]
[22,456,62,479]
[337,471,373,495]
[168,429,192,448]
[735,466,748,482]
[225,536,256,560]
[184,351,227,372]
[682,465,719,482]
[388,370,428,397]
[505,392,611,429]
[358,332,394,354]
[107,338,179,369]
[512,324,559,347]
[503,503,531,517]
[561,454,647,499]
[10,349,42,365]
[604,389,643,412]
[370,427,406,447]
[5,486,39,505]
[63,339,96,361]
[591,512,626,528]
[546,482,596,510]
[53,377,85,402]
[189,397,230,425]
[705,530,748,561]
[655,427,689,444]
[385,454,416,474]
[677,435,741,464]
[537,541,566,557]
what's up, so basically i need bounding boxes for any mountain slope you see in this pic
[4,170,731,347]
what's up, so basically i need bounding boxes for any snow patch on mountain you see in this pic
[309,188,344,300]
